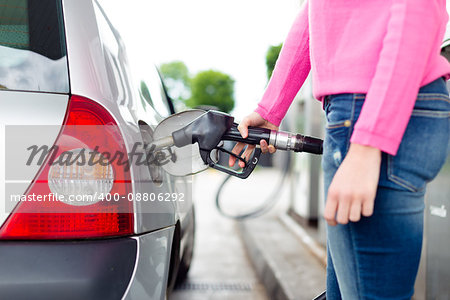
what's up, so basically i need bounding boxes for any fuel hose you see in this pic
[214,151,291,220]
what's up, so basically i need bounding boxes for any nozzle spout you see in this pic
[148,136,174,152]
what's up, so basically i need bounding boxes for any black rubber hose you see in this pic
[215,151,291,220]
[214,149,327,300]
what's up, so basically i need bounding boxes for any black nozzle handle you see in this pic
[199,147,262,179]
[222,123,271,145]
[223,123,323,155]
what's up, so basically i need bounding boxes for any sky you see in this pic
[99,0,302,120]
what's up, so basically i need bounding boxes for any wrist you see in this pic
[349,143,382,159]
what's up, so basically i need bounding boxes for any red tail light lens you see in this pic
[0,95,134,239]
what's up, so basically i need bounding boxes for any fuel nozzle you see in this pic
[148,110,323,179]
[222,125,323,155]
[269,130,323,154]
[148,136,174,152]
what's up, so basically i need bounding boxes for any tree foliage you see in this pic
[159,61,235,113]
[187,70,235,113]
[266,43,283,80]
[159,61,190,102]
[160,61,190,84]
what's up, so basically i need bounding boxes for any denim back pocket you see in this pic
[387,93,450,192]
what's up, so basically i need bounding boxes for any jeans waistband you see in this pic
[322,77,448,110]
[418,77,448,94]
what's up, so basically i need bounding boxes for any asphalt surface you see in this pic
[170,168,291,300]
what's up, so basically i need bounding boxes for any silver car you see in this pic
[0,0,195,299]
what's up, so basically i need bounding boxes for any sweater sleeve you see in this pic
[255,0,310,126]
[350,0,445,155]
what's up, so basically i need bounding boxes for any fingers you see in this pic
[230,112,279,167]
[362,198,374,217]
[237,112,279,138]
[324,192,338,226]
[325,195,373,225]
[237,118,250,138]
[336,197,351,225]
[322,144,380,226]
[325,187,371,225]
[324,195,357,226]
[228,142,255,168]
[229,141,276,167]
[260,140,276,154]
[349,201,362,222]
[229,142,246,167]
[240,145,255,168]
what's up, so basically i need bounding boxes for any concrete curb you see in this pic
[238,216,326,300]
[278,214,327,267]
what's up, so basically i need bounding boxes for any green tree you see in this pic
[266,43,283,80]
[187,70,235,113]
[159,61,190,102]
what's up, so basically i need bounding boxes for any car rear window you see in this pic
[0,0,69,93]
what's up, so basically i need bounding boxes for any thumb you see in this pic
[237,118,250,138]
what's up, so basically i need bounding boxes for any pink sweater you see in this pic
[255,0,450,155]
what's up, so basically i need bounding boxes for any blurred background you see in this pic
[101,1,450,299]
[100,0,300,119]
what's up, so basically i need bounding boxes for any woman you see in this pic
[229,0,450,299]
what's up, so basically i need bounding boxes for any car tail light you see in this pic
[48,149,115,204]
[0,95,134,239]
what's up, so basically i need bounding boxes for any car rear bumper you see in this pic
[0,237,136,300]
[0,226,174,300]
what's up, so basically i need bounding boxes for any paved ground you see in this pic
[170,168,291,300]
[239,217,326,300]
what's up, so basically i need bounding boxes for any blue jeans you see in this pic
[322,77,450,300]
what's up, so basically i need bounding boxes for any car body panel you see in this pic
[123,226,174,300]
[0,91,68,227]
[1,1,193,298]
[0,238,136,300]
[62,0,186,234]
[0,226,174,300]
